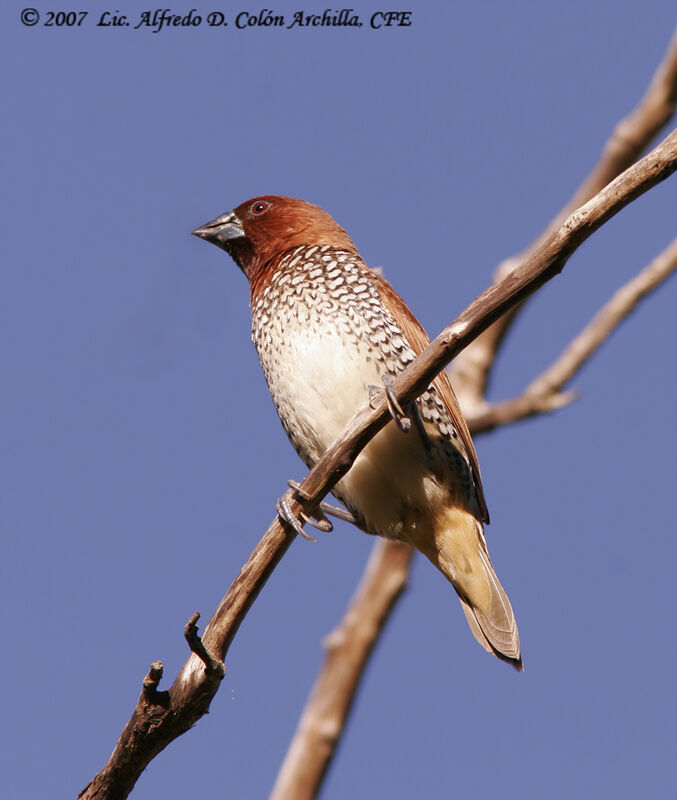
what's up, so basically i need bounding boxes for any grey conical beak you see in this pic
[192,211,245,249]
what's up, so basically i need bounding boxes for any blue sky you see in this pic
[3,2,676,798]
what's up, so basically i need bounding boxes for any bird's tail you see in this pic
[415,507,522,670]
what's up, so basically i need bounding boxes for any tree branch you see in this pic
[79,127,677,800]
[450,26,677,412]
[467,235,677,433]
[270,540,414,800]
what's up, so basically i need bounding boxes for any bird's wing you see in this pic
[375,274,490,524]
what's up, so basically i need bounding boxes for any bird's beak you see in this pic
[192,211,245,249]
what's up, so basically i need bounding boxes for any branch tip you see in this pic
[545,389,580,410]
[142,661,163,690]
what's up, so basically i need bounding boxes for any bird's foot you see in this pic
[367,374,411,432]
[277,481,343,541]
[276,491,319,541]
[287,480,359,526]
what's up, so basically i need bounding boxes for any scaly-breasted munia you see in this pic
[193,196,522,668]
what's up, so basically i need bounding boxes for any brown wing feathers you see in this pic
[375,275,490,524]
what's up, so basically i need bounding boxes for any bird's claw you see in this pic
[287,480,360,528]
[289,483,333,532]
[276,492,318,542]
[286,479,312,501]
[368,374,411,432]
[277,482,338,540]
[408,401,433,453]
[304,514,334,533]
[316,502,360,525]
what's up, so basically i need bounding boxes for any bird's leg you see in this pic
[367,374,411,432]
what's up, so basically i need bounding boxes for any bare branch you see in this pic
[567,28,677,221]
[468,235,677,433]
[525,236,677,395]
[270,540,414,800]
[451,26,677,412]
[80,128,677,800]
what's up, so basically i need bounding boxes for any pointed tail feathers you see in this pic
[420,508,522,669]
[459,547,522,670]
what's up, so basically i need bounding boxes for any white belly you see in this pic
[257,321,444,539]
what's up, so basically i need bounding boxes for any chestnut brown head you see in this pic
[192,195,357,285]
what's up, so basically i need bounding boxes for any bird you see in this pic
[192,195,522,669]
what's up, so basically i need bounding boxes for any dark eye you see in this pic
[250,200,271,216]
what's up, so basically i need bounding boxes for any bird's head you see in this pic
[192,195,357,287]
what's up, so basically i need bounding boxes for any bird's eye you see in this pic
[251,201,271,216]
